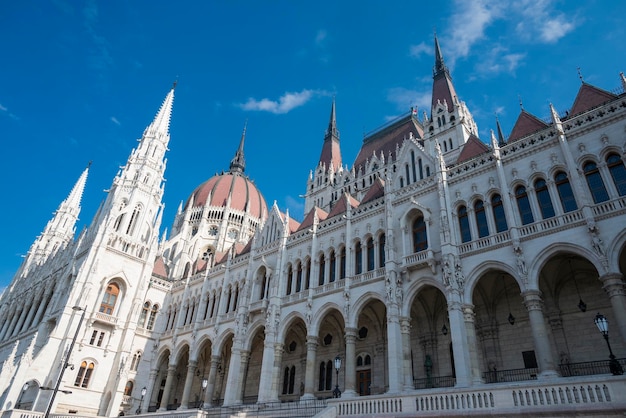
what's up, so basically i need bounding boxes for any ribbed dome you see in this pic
[185,172,268,220]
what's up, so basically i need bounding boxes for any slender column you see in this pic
[13,300,30,336]
[268,343,284,402]
[6,306,22,338]
[179,360,197,409]
[223,348,243,406]
[462,304,483,383]
[600,273,626,342]
[302,336,318,399]
[22,292,40,331]
[400,317,413,390]
[448,298,472,387]
[343,327,357,397]
[522,290,558,378]
[158,365,177,411]
[142,369,158,413]
[0,305,14,339]
[203,355,220,408]
[258,337,278,402]
[34,290,52,324]
[238,351,251,402]
[386,312,404,393]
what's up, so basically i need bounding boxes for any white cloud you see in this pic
[473,45,526,77]
[409,42,431,58]
[315,29,327,47]
[0,103,18,120]
[239,89,323,114]
[110,116,121,126]
[0,104,6,111]
[514,0,577,43]
[386,87,431,113]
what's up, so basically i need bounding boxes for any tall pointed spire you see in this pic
[318,98,342,172]
[229,121,247,173]
[431,35,458,113]
[145,82,175,140]
[496,116,506,146]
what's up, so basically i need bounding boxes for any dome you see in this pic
[185,171,268,220]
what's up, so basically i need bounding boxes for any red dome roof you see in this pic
[185,172,268,220]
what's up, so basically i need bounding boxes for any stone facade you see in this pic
[1,39,626,417]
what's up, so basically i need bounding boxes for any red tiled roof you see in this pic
[327,193,359,219]
[456,134,490,163]
[296,206,329,232]
[280,211,301,233]
[319,138,342,172]
[507,110,549,143]
[185,172,268,220]
[360,178,385,204]
[432,72,458,112]
[152,256,169,279]
[353,115,423,171]
[569,83,617,116]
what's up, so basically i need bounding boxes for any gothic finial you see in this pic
[577,67,584,83]
[229,121,247,173]
[518,95,524,110]
[172,79,178,90]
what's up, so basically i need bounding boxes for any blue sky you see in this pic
[1,0,625,288]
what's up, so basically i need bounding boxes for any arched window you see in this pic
[412,216,428,252]
[225,288,232,313]
[339,247,346,279]
[74,361,95,388]
[147,305,158,330]
[584,161,609,203]
[458,206,471,242]
[126,205,141,235]
[318,362,326,391]
[100,283,120,315]
[130,351,142,371]
[607,153,626,195]
[139,302,150,328]
[305,260,311,290]
[124,380,134,396]
[295,262,302,293]
[378,234,386,267]
[289,365,296,394]
[355,241,363,275]
[325,361,333,390]
[534,178,555,219]
[233,286,239,310]
[286,265,293,295]
[259,273,268,300]
[318,254,326,286]
[474,200,489,237]
[283,368,290,394]
[515,186,534,225]
[555,172,577,212]
[366,238,375,271]
[329,251,336,283]
[491,194,508,232]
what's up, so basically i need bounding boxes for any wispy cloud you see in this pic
[83,0,114,75]
[409,41,432,59]
[514,0,577,43]
[315,29,331,63]
[473,45,526,77]
[0,103,19,120]
[110,116,121,126]
[386,87,431,114]
[239,89,326,114]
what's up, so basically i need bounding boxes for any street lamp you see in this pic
[594,313,624,376]
[332,356,342,398]
[200,378,208,409]
[43,306,87,418]
[136,387,147,414]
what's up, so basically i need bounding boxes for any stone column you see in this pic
[203,355,220,408]
[343,327,357,397]
[179,360,197,409]
[302,336,318,399]
[400,317,413,390]
[462,304,484,384]
[223,348,243,406]
[6,306,22,338]
[19,293,37,333]
[600,273,626,342]
[269,343,284,402]
[386,311,404,394]
[258,338,278,403]
[158,365,177,411]
[447,298,472,387]
[522,290,558,378]
[142,369,158,413]
[238,351,251,402]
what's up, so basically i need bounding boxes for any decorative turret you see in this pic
[229,121,247,173]
[317,98,342,172]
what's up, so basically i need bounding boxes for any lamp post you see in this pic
[200,378,208,409]
[136,387,147,414]
[594,313,624,376]
[332,356,342,398]
[43,306,86,418]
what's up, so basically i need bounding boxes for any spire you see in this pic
[496,116,506,146]
[229,121,247,173]
[549,103,564,135]
[431,35,457,113]
[620,72,626,92]
[145,83,175,140]
[318,98,342,172]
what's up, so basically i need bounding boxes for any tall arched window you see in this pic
[458,206,471,242]
[555,172,577,212]
[491,194,508,232]
[339,247,346,279]
[233,286,239,310]
[100,283,120,315]
[74,361,95,388]
[318,254,326,286]
[474,200,489,237]
[366,238,375,271]
[607,153,626,195]
[534,178,555,219]
[225,288,232,313]
[126,205,141,235]
[318,362,326,391]
[283,368,290,394]
[295,262,302,293]
[147,305,158,330]
[305,259,311,290]
[329,251,336,283]
[286,265,293,295]
[139,302,150,328]
[259,273,267,300]
[355,241,363,275]
[412,216,428,252]
[583,161,609,203]
[378,234,386,267]
[124,380,134,396]
[325,361,333,390]
[289,365,296,394]
[515,186,534,225]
